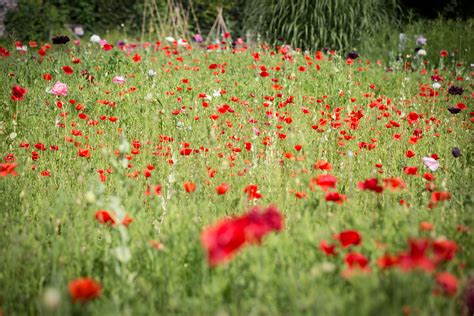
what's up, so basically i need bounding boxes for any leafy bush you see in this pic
[5,0,68,41]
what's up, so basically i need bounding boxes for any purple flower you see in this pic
[194,34,203,43]
[416,35,427,46]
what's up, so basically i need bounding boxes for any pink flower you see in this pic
[422,157,440,171]
[51,81,68,96]
[112,76,126,84]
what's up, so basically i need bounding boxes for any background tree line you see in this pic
[4,0,474,52]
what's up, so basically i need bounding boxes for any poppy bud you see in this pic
[451,147,461,158]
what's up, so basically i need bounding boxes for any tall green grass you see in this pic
[244,0,401,51]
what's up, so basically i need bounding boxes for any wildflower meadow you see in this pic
[0,30,473,315]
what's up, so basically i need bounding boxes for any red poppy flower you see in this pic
[325,192,346,204]
[398,239,435,272]
[62,66,73,75]
[435,272,457,296]
[183,181,196,193]
[320,240,337,256]
[11,85,27,101]
[216,183,229,195]
[382,177,406,191]
[403,166,418,175]
[334,230,362,248]
[311,174,337,191]
[407,112,419,125]
[377,254,399,269]
[345,252,369,269]
[432,239,457,263]
[314,160,332,170]
[243,184,262,200]
[0,163,18,177]
[68,277,101,302]
[132,53,141,62]
[358,178,383,193]
[431,191,451,203]
[201,205,283,266]
[95,210,133,227]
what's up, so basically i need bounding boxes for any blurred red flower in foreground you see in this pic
[95,210,133,227]
[201,205,284,266]
[334,230,362,248]
[11,85,27,101]
[310,174,337,191]
[68,277,101,302]
[0,163,18,177]
[435,272,458,297]
[358,178,383,193]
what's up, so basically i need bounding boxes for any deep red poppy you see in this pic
[11,85,27,101]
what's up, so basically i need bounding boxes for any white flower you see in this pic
[90,34,101,43]
[148,69,156,77]
[177,38,188,46]
[165,36,175,42]
[432,82,441,89]
[73,26,84,36]
[213,90,221,97]
[42,287,61,311]
[417,49,427,56]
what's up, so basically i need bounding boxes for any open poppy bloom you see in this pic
[68,277,101,302]
[95,210,133,227]
[334,230,362,248]
[201,205,283,266]
[0,163,18,177]
[11,85,27,101]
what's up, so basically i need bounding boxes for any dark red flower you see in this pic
[432,239,457,263]
[325,192,346,204]
[403,166,418,175]
[358,178,383,193]
[345,252,368,269]
[11,85,27,101]
[335,230,362,248]
[62,65,73,75]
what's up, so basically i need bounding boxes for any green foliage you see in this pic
[0,33,472,314]
[360,18,474,67]
[244,0,402,52]
[5,0,68,41]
